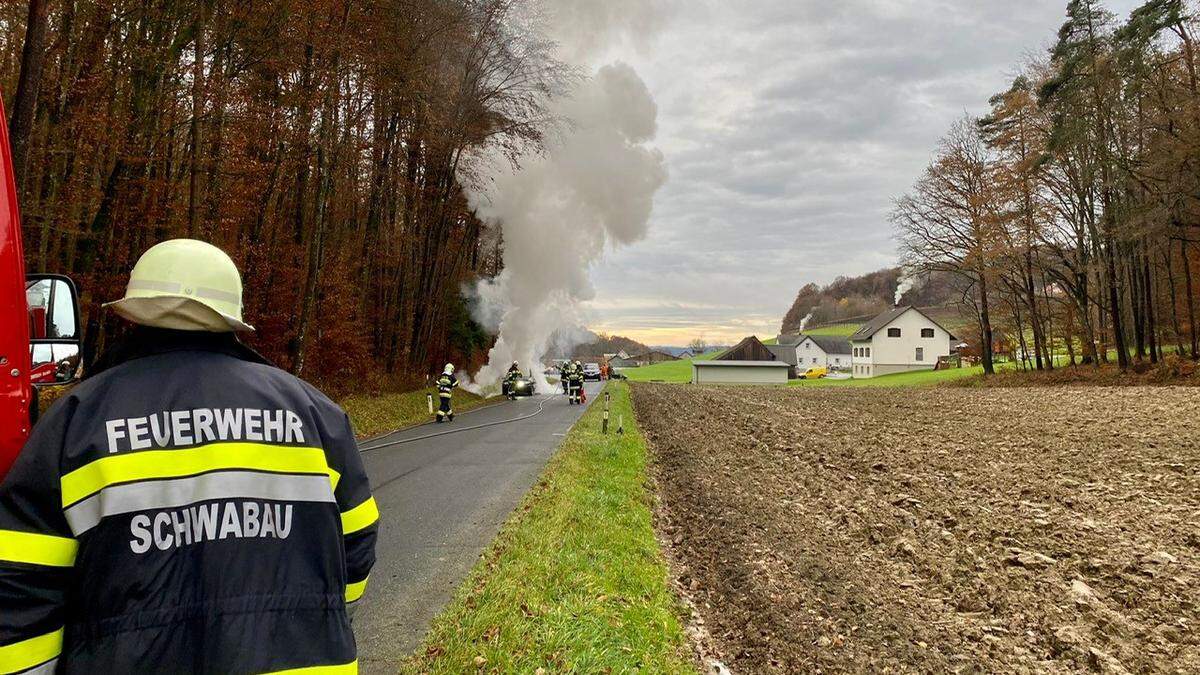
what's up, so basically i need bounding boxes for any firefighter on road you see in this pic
[0,239,378,674]
[567,360,585,405]
[436,364,458,423]
[502,361,521,400]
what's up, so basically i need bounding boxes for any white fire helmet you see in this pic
[104,239,253,332]
[444,363,455,375]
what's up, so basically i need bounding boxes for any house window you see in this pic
[866,348,871,357]
[812,358,818,364]
[921,328,935,338]
[887,328,901,338]
[805,342,810,350]
[915,347,924,362]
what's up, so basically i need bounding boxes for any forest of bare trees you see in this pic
[2,0,567,393]
[895,0,1200,374]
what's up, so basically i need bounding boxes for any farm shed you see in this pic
[692,360,791,385]
[764,343,800,379]
[719,336,778,362]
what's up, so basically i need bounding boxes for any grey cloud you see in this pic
[587,0,1144,343]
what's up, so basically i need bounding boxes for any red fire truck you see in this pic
[0,100,82,479]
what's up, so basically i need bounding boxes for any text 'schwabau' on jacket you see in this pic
[0,329,378,674]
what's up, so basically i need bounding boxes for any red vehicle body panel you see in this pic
[0,99,31,479]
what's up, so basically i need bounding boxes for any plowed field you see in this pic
[632,383,1200,673]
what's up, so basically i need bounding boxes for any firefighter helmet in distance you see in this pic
[444,364,455,375]
[104,239,252,332]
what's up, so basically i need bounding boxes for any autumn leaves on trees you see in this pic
[2,0,568,392]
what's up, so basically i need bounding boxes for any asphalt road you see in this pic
[353,380,603,673]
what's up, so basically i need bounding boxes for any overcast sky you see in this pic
[581,0,1143,346]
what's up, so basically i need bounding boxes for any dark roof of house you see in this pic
[719,335,778,362]
[765,344,798,365]
[849,305,957,341]
[801,335,852,354]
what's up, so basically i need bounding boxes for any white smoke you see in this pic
[797,311,814,333]
[895,271,917,306]
[465,60,667,394]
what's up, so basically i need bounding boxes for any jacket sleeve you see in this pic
[325,411,378,618]
[0,400,76,675]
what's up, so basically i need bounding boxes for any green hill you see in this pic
[619,349,723,383]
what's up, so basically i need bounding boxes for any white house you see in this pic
[849,306,954,379]
[795,335,853,371]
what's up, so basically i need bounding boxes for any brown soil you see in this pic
[632,383,1200,673]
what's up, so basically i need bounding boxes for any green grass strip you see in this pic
[342,387,497,438]
[401,382,693,674]
[619,349,722,383]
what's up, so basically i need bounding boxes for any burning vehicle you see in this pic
[503,373,537,399]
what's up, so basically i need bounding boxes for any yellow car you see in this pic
[800,366,828,379]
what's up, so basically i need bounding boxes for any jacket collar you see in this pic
[87,327,274,378]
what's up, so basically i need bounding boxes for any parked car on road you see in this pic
[582,363,602,381]
[800,366,828,380]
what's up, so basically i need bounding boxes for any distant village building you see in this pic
[849,306,954,378]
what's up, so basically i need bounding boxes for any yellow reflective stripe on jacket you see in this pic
[264,660,357,674]
[60,443,340,507]
[0,628,63,674]
[345,577,368,603]
[340,497,379,535]
[0,530,77,567]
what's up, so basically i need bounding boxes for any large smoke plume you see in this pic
[464,6,667,393]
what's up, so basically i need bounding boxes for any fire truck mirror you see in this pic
[26,276,80,341]
[26,275,83,387]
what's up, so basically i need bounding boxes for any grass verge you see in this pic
[401,382,693,674]
[341,387,498,438]
[787,365,988,387]
[618,349,724,383]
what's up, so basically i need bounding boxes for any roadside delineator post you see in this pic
[602,392,611,434]
[617,414,624,435]
[427,394,433,415]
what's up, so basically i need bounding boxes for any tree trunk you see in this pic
[1105,239,1129,369]
[1142,248,1158,363]
[10,0,52,190]
[187,2,206,235]
[1184,239,1199,360]
[979,273,996,375]
[1164,247,1185,357]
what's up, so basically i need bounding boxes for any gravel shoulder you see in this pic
[632,383,1200,673]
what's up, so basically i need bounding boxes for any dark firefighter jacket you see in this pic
[435,374,457,397]
[0,328,378,675]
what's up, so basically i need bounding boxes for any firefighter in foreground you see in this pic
[566,360,585,405]
[0,239,378,674]
[436,364,458,422]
